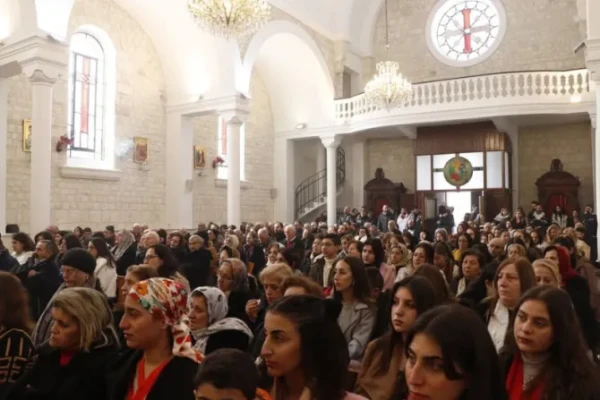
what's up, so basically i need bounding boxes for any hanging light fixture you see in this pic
[188,0,271,40]
[364,0,413,110]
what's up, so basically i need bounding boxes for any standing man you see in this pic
[377,205,395,233]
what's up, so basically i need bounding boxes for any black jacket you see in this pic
[22,259,62,320]
[115,243,137,276]
[107,350,198,400]
[182,248,213,289]
[0,250,19,274]
[8,340,118,400]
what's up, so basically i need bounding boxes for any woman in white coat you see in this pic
[88,237,117,302]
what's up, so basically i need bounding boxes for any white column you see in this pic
[352,140,367,208]
[165,112,193,229]
[29,70,56,234]
[0,79,8,234]
[273,137,295,222]
[322,136,341,226]
[316,142,325,196]
[226,116,243,226]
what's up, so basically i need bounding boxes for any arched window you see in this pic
[217,116,246,181]
[67,28,116,169]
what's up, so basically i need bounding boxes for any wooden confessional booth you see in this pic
[414,122,513,227]
[536,159,580,216]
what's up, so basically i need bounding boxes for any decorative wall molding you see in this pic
[60,165,121,181]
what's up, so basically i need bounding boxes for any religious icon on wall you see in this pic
[133,137,148,163]
[194,146,206,169]
[22,119,32,152]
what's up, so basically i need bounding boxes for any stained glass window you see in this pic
[68,33,105,160]
[427,0,505,67]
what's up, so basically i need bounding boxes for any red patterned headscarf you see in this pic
[128,278,203,363]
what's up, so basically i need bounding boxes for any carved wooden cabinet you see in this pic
[536,159,580,215]
[364,168,407,215]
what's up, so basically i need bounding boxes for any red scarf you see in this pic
[506,353,544,400]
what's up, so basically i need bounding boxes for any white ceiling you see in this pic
[268,0,383,55]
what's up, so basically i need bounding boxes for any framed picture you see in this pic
[22,119,32,152]
[133,137,148,163]
[194,146,206,169]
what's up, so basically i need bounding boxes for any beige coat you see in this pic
[355,338,405,400]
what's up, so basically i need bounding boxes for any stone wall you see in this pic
[192,71,275,225]
[518,121,593,208]
[7,0,167,232]
[372,0,585,83]
[366,138,416,192]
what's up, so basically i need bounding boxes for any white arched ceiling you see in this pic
[243,21,334,132]
[0,0,37,40]
[347,0,383,56]
[33,0,236,104]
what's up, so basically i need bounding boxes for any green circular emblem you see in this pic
[443,156,473,187]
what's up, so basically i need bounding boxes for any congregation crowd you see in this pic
[1,200,600,399]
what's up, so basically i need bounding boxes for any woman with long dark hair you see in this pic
[57,234,83,267]
[404,305,506,400]
[361,239,395,291]
[88,238,117,301]
[11,232,36,266]
[355,276,440,400]
[433,242,455,284]
[0,272,35,397]
[259,295,366,400]
[502,286,600,399]
[333,256,375,361]
[144,243,190,292]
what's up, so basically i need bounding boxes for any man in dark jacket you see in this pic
[23,240,61,320]
[182,235,213,290]
[376,205,395,232]
[0,237,19,273]
[280,225,305,268]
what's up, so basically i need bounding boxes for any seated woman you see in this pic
[246,263,293,359]
[109,278,202,400]
[0,272,35,399]
[189,287,253,355]
[259,295,367,400]
[11,232,36,266]
[88,238,118,302]
[194,349,270,400]
[144,244,191,292]
[333,256,375,361]
[482,257,537,352]
[502,286,600,398]
[355,276,440,400]
[10,287,119,400]
[404,305,506,400]
[280,275,324,297]
[451,250,483,296]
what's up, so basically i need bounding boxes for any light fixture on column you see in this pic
[364,0,413,110]
[188,0,271,39]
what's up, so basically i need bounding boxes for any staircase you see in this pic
[295,147,346,221]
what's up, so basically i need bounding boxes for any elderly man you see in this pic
[182,235,213,289]
[281,224,305,268]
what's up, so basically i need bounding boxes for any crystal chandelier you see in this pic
[364,0,413,110]
[188,0,271,39]
[364,61,413,109]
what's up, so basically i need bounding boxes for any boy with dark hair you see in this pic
[194,349,268,400]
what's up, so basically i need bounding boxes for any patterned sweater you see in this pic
[0,327,36,398]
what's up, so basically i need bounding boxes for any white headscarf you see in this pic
[113,229,135,260]
[189,287,253,353]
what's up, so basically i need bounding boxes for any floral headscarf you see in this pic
[128,278,203,363]
[189,287,253,353]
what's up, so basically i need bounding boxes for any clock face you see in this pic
[428,0,504,66]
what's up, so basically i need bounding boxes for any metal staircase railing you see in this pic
[295,147,345,218]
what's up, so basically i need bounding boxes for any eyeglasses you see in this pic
[144,254,158,261]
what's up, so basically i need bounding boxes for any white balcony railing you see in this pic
[334,69,592,123]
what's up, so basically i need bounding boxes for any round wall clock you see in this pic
[426,0,506,67]
[443,156,473,187]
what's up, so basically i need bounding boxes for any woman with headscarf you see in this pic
[188,287,253,355]
[543,245,599,351]
[108,278,202,400]
[112,229,137,276]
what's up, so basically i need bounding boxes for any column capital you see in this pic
[28,69,58,85]
[321,135,341,148]
[221,113,247,126]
